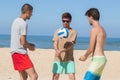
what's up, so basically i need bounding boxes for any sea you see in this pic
[0,34,120,51]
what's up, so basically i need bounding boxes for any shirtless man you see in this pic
[79,8,107,80]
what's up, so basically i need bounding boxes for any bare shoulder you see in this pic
[72,29,77,33]
[99,26,106,37]
[90,28,97,35]
[71,28,77,35]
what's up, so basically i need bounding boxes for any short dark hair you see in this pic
[21,3,33,13]
[62,12,72,21]
[85,8,100,21]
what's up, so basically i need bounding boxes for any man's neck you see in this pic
[20,14,26,21]
[66,26,72,30]
[92,20,100,28]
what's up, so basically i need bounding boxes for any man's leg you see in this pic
[65,61,75,80]
[19,71,28,80]
[25,67,38,80]
[52,73,60,80]
[52,61,63,80]
[84,56,107,80]
[68,73,75,80]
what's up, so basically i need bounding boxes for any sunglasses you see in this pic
[62,20,70,23]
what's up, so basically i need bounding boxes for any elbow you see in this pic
[21,41,26,46]
[21,42,25,45]
[21,41,28,47]
[22,43,27,48]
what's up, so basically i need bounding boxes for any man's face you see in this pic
[62,18,71,28]
[25,10,32,20]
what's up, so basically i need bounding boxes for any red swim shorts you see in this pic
[12,53,33,71]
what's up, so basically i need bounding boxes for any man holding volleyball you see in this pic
[52,12,77,80]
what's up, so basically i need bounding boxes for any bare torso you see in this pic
[93,26,106,56]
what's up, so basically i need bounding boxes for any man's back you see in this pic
[93,25,106,56]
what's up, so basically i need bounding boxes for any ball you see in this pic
[57,27,69,38]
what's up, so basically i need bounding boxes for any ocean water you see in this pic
[0,34,120,51]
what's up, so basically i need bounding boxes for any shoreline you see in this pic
[0,47,120,51]
[0,48,120,80]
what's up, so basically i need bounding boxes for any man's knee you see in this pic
[32,73,38,79]
[19,71,28,80]
[53,74,59,80]
[24,75,28,80]
[69,73,75,80]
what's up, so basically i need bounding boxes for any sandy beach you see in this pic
[0,48,120,80]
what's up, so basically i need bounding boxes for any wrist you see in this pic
[84,54,88,58]
[61,49,66,53]
[55,49,59,51]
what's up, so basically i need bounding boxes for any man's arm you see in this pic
[20,35,35,51]
[53,40,61,56]
[79,29,96,61]
[54,40,74,56]
[60,41,74,53]
[61,31,77,53]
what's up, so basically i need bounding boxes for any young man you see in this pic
[79,8,107,80]
[10,4,38,80]
[52,12,77,80]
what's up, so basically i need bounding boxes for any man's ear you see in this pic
[89,16,93,19]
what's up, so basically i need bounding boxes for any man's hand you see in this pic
[28,43,35,51]
[55,49,61,57]
[79,55,87,61]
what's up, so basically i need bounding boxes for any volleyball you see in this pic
[57,27,69,38]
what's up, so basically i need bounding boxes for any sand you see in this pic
[0,48,120,80]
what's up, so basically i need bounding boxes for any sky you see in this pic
[0,0,120,38]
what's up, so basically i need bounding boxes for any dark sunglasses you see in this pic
[62,20,70,23]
